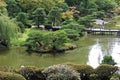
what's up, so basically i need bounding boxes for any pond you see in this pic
[0,35,120,68]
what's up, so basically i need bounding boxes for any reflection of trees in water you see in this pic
[88,37,120,68]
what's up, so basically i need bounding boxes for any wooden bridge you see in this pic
[85,28,120,36]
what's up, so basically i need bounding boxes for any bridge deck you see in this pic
[85,28,119,32]
[85,28,120,36]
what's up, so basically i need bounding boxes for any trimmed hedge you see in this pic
[17,66,45,80]
[68,64,94,80]
[94,64,118,80]
[42,64,81,80]
[0,71,26,80]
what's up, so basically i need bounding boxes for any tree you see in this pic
[33,8,46,28]
[39,0,64,11]
[62,22,85,36]
[95,0,116,13]
[16,12,28,26]
[48,7,62,26]
[65,0,81,7]
[101,55,117,66]
[55,3,69,12]
[26,30,69,52]
[16,0,41,13]
[0,15,18,47]
[0,0,7,15]
[4,0,21,17]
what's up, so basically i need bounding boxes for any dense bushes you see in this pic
[42,64,81,80]
[0,71,26,80]
[0,64,119,80]
[94,64,118,80]
[68,64,94,80]
[17,66,45,80]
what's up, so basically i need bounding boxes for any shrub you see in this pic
[110,74,120,80]
[42,64,81,80]
[94,64,118,80]
[17,66,45,80]
[0,66,15,72]
[0,71,26,80]
[68,64,94,80]
[64,29,79,40]
[101,55,117,66]
[89,74,98,80]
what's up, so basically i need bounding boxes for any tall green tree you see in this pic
[16,12,28,25]
[5,0,21,17]
[0,15,18,47]
[95,0,116,13]
[55,3,69,12]
[33,8,46,28]
[16,0,41,13]
[16,12,28,32]
[48,7,62,26]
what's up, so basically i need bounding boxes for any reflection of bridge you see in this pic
[85,28,120,36]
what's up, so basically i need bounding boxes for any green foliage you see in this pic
[16,0,40,13]
[94,64,118,80]
[0,15,18,46]
[26,29,69,52]
[89,74,98,80]
[0,71,26,80]
[93,11,106,19]
[95,0,116,13]
[16,12,28,25]
[64,29,79,40]
[16,12,28,32]
[110,74,120,80]
[115,0,120,5]
[0,0,7,15]
[42,64,81,80]
[101,55,117,66]
[62,22,85,36]
[55,3,69,12]
[48,7,62,26]
[5,0,21,17]
[78,15,94,27]
[68,64,94,80]
[17,66,45,80]
[33,8,46,28]
[65,0,81,7]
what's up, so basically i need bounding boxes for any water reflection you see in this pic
[87,43,103,68]
[111,42,120,66]
[88,38,120,68]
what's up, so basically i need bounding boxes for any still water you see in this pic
[87,36,120,68]
[0,36,120,68]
